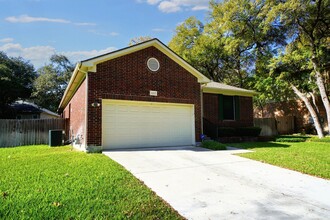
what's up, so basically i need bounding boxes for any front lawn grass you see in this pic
[230,141,330,179]
[0,145,183,219]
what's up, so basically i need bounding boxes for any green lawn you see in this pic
[230,140,330,179]
[0,145,183,219]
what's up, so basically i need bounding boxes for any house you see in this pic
[58,39,256,152]
[7,101,59,119]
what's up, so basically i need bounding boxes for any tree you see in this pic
[266,0,330,136]
[0,52,36,118]
[169,1,286,88]
[129,36,153,46]
[269,40,325,137]
[169,0,329,137]
[32,54,74,112]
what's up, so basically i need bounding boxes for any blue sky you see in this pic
[0,0,209,68]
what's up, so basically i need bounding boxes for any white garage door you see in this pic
[102,99,195,149]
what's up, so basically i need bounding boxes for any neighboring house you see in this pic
[58,39,256,151]
[8,101,60,119]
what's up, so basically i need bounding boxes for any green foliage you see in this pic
[218,127,261,137]
[169,17,203,61]
[169,1,329,131]
[169,0,287,89]
[236,127,262,137]
[230,141,330,179]
[32,55,74,112]
[0,52,36,117]
[0,145,183,219]
[201,140,227,150]
[275,137,307,142]
[218,127,236,137]
[275,135,310,142]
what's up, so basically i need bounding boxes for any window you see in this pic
[219,95,240,120]
[223,96,235,120]
[147,57,160,72]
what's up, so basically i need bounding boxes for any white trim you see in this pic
[202,81,257,97]
[147,57,160,72]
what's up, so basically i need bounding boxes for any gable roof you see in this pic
[11,101,59,117]
[202,82,257,97]
[58,38,210,111]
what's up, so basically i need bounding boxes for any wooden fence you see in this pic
[254,118,278,136]
[0,119,67,147]
[276,116,295,134]
[254,116,295,136]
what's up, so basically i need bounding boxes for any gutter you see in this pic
[58,62,87,112]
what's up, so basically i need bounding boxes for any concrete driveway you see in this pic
[103,146,330,220]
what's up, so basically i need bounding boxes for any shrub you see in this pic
[275,135,308,142]
[201,140,227,150]
[218,127,236,137]
[235,127,262,137]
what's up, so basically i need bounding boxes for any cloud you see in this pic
[0,38,14,43]
[158,1,181,13]
[147,0,161,4]
[5,14,96,26]
[5,15,70,23]
[0,42,116,68]
[62,47,116,62]
[152,28,168,32]
[139,0,209,13]
[191,5,208,11]
[88,30,119,36]
[0,43,56,67]
[73,22,96,26]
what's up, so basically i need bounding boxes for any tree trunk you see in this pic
[311,58,330,135]
[291,85,324,138]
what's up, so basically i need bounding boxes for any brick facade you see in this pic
[63,79,86,145]
[203,93,254,127]
[87,46,201,146]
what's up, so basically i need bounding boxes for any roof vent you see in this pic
[147,57,160,72]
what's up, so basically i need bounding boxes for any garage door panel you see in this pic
[102,100,195,149]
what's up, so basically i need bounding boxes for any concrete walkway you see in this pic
[103,146,330,220]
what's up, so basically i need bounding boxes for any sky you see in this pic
[0,0,210,68]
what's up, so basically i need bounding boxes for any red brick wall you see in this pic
[63,79,86,145]
[87,46,201,146]
[203,93,253,127]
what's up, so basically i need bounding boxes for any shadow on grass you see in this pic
[103,146,210,153]
[229,142,291,149]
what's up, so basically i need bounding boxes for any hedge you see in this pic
[218,126,261,137]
